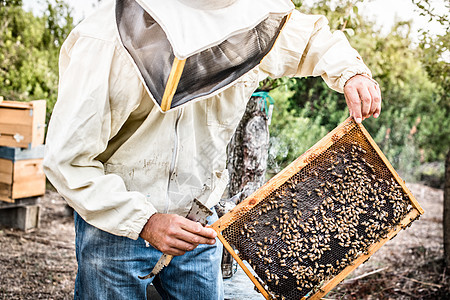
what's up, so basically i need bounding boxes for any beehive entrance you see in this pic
[212,118,423,300]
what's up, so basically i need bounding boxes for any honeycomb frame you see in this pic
[211,118,424,300]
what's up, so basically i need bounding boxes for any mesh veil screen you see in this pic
[116,0,287,109]
[215,119,421,300]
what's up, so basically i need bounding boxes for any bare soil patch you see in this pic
[0,192,76,300]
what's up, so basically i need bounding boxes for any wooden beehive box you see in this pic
[0,100,46,149]
[0,145,45,203]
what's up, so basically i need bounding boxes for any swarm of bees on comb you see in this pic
[217,120,422,300]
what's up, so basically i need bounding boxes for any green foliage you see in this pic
[0,0,73,119]
[411,0,449,162]
[412,0,449,28]
[0,0,22,7]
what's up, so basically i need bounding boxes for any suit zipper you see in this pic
[164,109,182,213]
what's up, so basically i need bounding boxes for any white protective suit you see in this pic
[44,0,371,240]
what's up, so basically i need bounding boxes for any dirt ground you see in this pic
[0,192,76,300]
[0,183,448,299]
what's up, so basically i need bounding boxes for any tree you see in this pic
[0,0,73,119]
[445,150,450,267]
[412,0,449,162]
[411,0,450,270]
[220,94,273,278]
[227,95,271,204]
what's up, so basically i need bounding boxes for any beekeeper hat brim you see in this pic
[135,0,294,60]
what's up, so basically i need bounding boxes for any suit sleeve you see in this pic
[44,35,157,240]
[260,9,372,92]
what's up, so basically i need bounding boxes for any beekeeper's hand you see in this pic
[344,74,382,123]
[140,213,217,256]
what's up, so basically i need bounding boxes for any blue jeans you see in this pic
[74,211,223,300]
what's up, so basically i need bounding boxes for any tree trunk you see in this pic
[444,149,450,268]
[226,95,270,204]
[220,95,271,278]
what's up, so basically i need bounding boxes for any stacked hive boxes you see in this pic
[0,99,46,229]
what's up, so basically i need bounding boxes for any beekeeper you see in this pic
[44,0,381,298]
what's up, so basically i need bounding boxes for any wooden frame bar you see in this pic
[212,117,424,299]
[309,208,421,299]
[160,57,186,112]
[217,233,271,299]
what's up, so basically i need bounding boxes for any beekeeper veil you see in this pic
[116,0,294,112]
